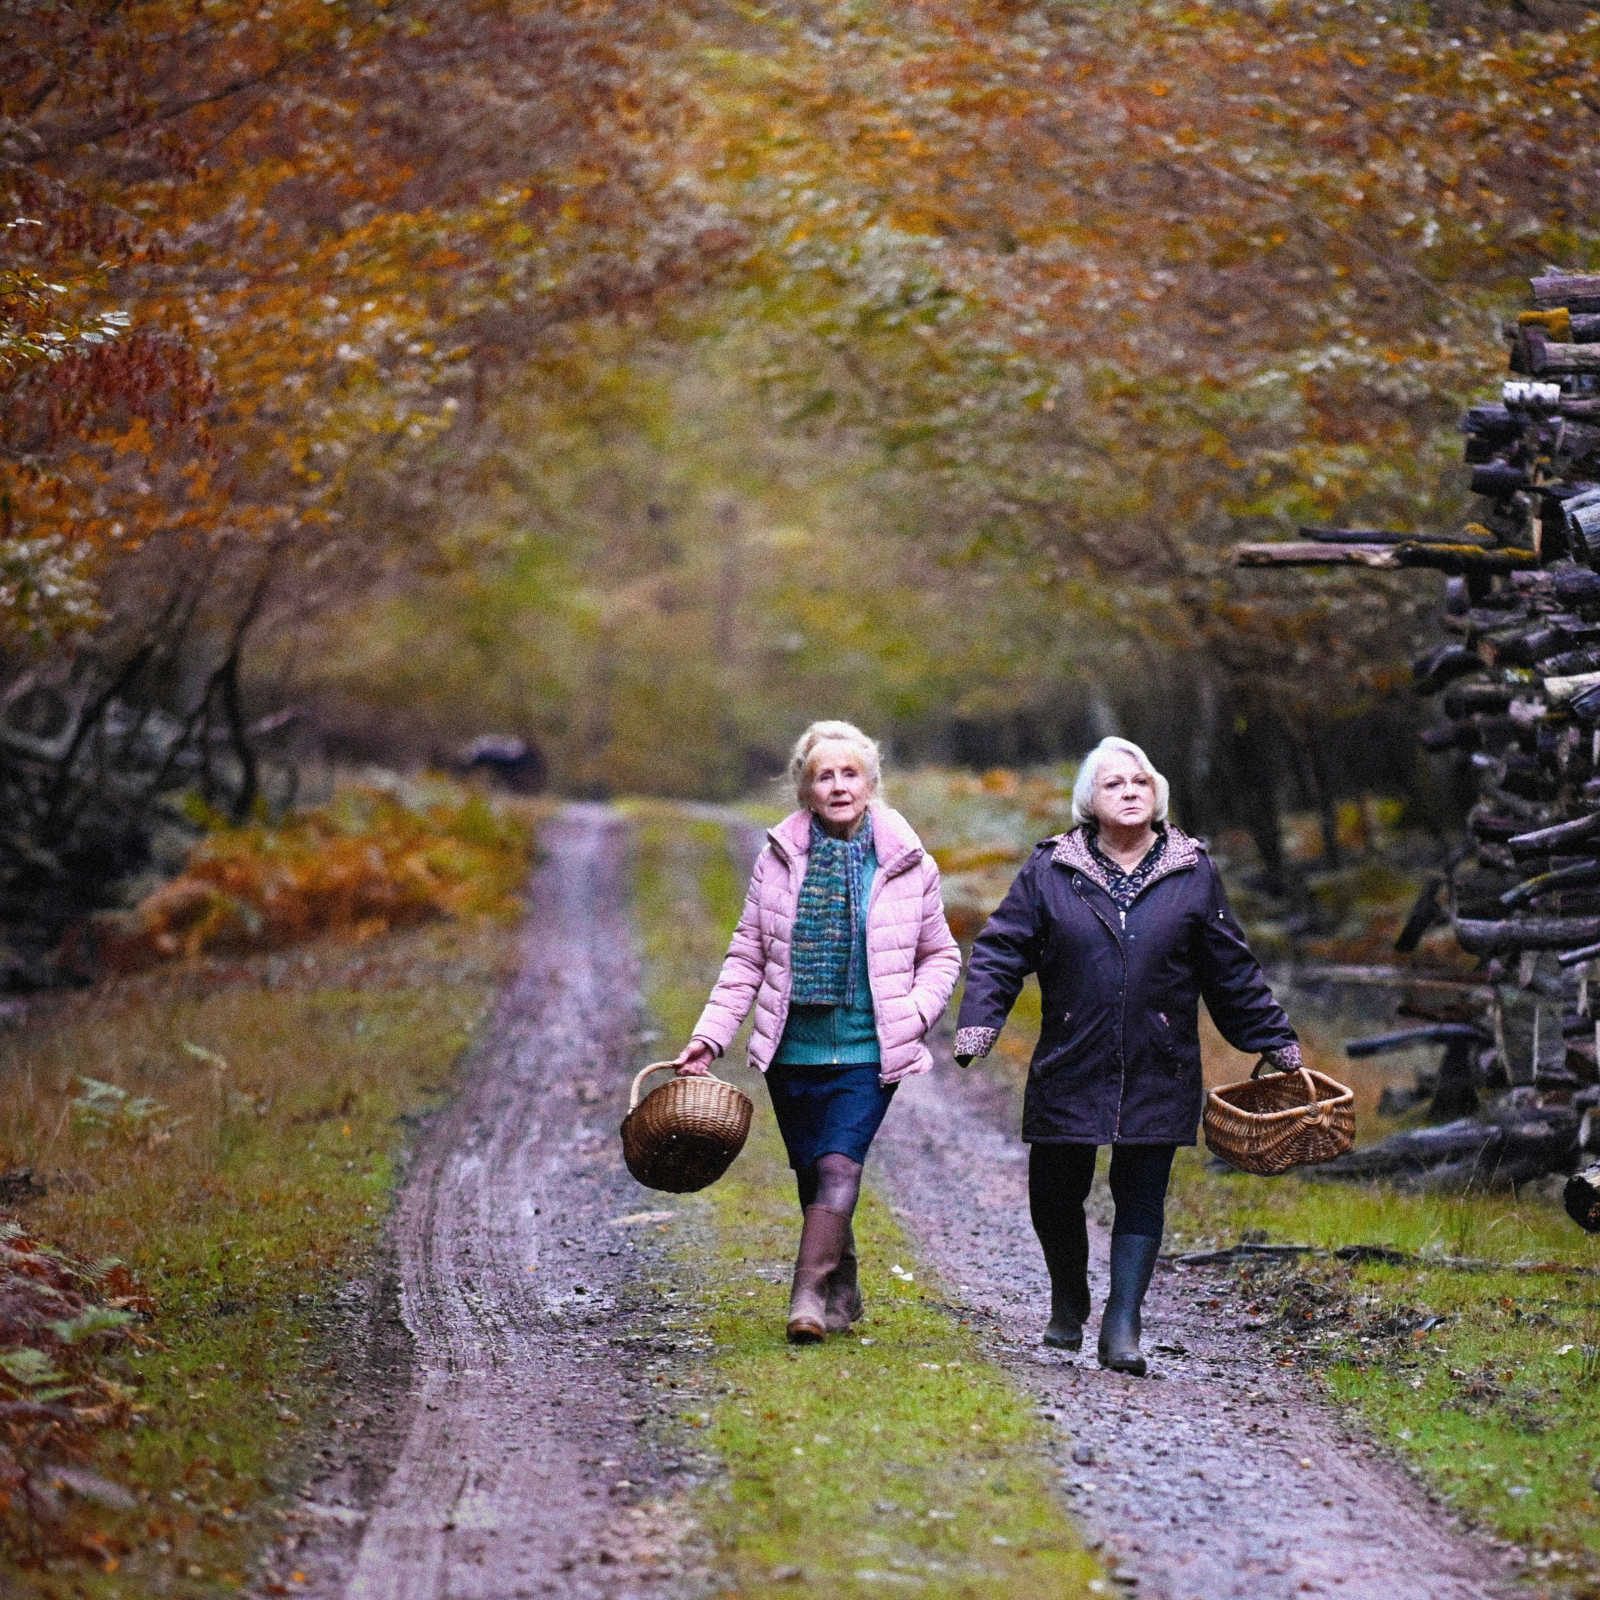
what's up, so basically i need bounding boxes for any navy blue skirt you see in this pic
[765,1062,897,1170]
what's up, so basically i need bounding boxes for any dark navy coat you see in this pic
[953,826,1300,1145]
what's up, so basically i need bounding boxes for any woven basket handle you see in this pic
[1251,1058,1327,1120]
[628,1060,687,1112]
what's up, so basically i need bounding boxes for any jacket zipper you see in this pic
[1075,878,1129,1140]
[1064,849,1198,1135]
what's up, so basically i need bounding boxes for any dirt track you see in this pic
[279,805,1525,1600]
[281,807,713,1600]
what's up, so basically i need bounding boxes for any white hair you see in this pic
[788,719,884,806]
[1071,736,1170,826]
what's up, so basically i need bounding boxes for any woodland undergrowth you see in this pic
[0,785,534,1595]
[80,779,533,974]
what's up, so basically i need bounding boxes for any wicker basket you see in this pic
[619,1061,753,1194]
[1203,1059,1355,1176]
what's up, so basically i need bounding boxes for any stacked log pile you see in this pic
[1235,272,1600,1206]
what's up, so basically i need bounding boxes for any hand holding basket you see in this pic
[1203,1057,1355,1176]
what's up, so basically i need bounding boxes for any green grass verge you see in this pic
[625,802,1102,1599]
[1163,1153,1600,1592]
[0,919,515,1596]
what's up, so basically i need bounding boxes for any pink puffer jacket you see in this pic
[691,805,962,1085]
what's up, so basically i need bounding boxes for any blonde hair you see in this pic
[788,720,884,807]
[1071,736,1170,826]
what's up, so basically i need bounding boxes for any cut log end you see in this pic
[1563,1161,1600,1232]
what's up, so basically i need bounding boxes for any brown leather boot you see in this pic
[824,1222,864,1333]
[786,1205,850,1344]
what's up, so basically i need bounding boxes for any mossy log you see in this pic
[1531,273,1600,313]
[1455,914,1600,954]
[1314,1108,1578,1190]
[1508,811,1600,858]
[1232,542,1538,574]
[1501,861,1600,908]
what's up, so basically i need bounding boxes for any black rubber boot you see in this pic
[1097,1232,1160,1375]
[1030,1149,1093,1351]
[1041,1213,1091,1351]
[786,1205,850,1344]
[824,1222,864,1334]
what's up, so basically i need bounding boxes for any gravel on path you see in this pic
[280,806,713,1600]
[873,1056,1528,1600]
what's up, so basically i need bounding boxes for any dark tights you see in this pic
[1029,1142,1176,1245]
[795,1151,864,1216]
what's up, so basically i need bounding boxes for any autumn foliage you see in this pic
[1,0,737,639]
[11,0,1600,882]
[675,0,1600,688]
[81,784,532,972]
[286,0,1600,823]
[0,0,738,948]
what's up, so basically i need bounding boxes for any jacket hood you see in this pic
[768,803,925,874]
[1051,824,1203,900]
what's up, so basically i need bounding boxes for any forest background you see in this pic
[8,0,1600,952]
[11,3,1600,1586]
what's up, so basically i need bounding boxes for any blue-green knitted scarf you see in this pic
[791,813,875,1006]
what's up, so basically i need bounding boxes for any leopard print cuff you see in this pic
[954,1025,999,1059]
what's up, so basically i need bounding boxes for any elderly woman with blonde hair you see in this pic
[673,720,961,1343]
[955,735,1301,1375]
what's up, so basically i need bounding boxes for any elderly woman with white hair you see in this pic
[673,720,961,1344]
[954,735,1301,1375]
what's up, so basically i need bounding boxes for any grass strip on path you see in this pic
[0,914,520,1598]
[626,801,1103,1600]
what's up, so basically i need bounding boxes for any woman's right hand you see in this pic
[672,1040,715,1076]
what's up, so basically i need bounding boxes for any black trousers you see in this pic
[1028,1142,1177,1240]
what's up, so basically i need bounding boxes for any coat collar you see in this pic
[1051,824,1202,901]
[768,803,924,875]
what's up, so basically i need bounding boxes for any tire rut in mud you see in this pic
[278,806,714,1600]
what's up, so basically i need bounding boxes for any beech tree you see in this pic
[0,0,743,959]
[633,0,1600,850]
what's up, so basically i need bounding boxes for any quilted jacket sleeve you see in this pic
[909,855,962,1032]
[689,850,770,1057]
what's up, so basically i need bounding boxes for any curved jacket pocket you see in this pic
[1031,1010,1104,1082]
[1148,1009,1200,1075]
[1031,1038,1077,1080]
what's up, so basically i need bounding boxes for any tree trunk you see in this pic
[1221,693,1290,896]
[1431,1035,1481,1120]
